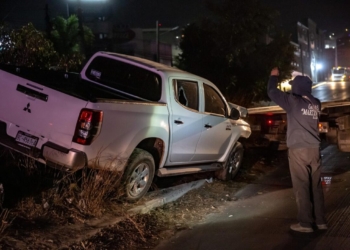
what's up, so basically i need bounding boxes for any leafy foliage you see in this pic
[0,15,94,72]
[50,15,95,71]
[0,23,57,69]
[50,16,81,55]
[175,0,296,107]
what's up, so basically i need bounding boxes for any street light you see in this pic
[315,63,323,83]
[67,0,108,17]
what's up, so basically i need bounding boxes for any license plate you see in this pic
[15,131,39,147]
[251,125,261,131]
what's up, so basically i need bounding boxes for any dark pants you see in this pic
[288,147,326,227]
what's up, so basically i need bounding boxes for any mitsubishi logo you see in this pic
[23,103,31,113]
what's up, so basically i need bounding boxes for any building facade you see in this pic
[323,30,350,79]
[66,1,180,66]
[336,32,350,68]
[290,19,325,82]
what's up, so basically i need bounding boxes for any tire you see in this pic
[122,148,155,202]
[224,142,244,180]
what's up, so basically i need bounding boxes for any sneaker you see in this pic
[290,223,314,233]
[317,224,328,230]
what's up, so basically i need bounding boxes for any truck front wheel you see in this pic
[122,148,155,202]
[224,142,244,180]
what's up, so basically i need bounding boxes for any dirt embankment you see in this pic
[0,147,284,249]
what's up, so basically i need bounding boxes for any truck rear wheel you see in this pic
[224,142,244,180]
[122,148,155,202]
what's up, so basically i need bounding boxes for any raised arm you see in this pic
[267,67,291,112]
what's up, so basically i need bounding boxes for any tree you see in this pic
[0,23,57,69]
[175,21,229,87]
[175,0,296,107]
[0,23,11,51]
[225,32,296,106]
[0,16,94,72]
[50,15,94,71]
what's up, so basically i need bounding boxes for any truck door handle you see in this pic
[174,120,183,125]
[205,124,212,129]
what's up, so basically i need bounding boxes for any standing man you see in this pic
[268,67,327,233]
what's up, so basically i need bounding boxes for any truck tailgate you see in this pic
[0,70,88,150]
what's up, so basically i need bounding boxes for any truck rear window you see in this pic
[85,56,162,101]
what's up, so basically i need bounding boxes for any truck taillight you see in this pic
[73,109,103,145]
[318,122,329,133]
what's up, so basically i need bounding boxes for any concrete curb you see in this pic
[128,179,208,214]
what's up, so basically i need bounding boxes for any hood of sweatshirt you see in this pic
[290,75,312,96]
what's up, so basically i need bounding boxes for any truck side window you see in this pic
[203,84,226,116]
[174,80,199,111]
[85,56,162,101]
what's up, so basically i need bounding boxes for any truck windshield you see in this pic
[333,69,345,74]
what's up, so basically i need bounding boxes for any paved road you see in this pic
[312,81,350,103]
[155,145,350,250]
[248,80,350,114]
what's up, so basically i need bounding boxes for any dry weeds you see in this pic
[0,147,281,249]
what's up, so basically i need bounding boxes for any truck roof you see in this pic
[98,51,211,82]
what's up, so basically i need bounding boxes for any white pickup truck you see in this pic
[0,52,251,201]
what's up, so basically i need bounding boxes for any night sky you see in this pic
[261,0,350,35]
[1,0,350,36]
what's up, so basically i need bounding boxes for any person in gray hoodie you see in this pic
[268,67,327,233]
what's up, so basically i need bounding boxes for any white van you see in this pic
[331,67,350,81]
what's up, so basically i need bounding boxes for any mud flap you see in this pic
[215,142,244,181]
[215,166,227,181]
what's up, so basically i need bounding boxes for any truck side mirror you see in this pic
[230,107,240,120]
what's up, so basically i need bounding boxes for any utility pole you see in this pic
[77,1,86,56]
[45,3,52,39]
[156,20,160,62]
[66,3,70,18]
[300,43,305,75]
[335,40,338,67]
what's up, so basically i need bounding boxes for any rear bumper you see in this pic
[42,144,87,170]
[0,121,87,170]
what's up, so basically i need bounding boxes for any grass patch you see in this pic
[0,147,127,232]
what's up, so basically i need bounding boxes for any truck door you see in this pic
[191,83,232,161]
[168,79,203,163]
